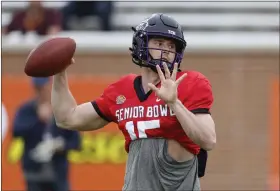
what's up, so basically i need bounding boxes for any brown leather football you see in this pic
[24,37,76,77]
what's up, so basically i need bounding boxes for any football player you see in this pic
[51,13,216,191]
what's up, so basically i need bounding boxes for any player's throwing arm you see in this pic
[24,37,109,131]
[51,66,109,131]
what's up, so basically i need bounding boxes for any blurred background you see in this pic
[1,1,279,191]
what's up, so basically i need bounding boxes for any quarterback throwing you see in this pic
[51,13,216,191]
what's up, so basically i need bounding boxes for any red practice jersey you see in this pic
[92,71,213,155]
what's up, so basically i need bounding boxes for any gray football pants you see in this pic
[122,138,200,191]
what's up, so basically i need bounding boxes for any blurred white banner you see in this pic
[2,31,279,53]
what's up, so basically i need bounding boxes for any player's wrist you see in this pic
[54,70,66,78]
[53,71,68,88]
[167,98,181,109]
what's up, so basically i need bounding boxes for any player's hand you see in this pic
[55,58,75,76]
[70,58,75,65]
[148,62,187,104]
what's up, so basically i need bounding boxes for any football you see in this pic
[24,37,76,77]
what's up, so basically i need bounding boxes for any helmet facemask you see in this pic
[130,27,186,73]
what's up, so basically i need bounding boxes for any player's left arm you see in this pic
[168,78,216,151]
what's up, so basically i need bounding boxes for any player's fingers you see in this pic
[71,58,75,64]
[66,58,74,66]
[148,83,159,93]
[156,65,165,81]
[175,73,187,86]
[171,63,178,80]
[163,62,171,79]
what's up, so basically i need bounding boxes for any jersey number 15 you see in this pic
[125,120,160,140]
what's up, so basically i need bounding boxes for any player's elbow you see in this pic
[53,107,82,130]
[55,121,70,129]
[54,113,81,130]
[56,115,88,130]
[201,121,216,151]
[201,137,216,151]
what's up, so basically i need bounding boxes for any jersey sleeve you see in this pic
[91,84,115,122]
[184,78,214,114]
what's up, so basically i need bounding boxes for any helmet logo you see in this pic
[136,19,148,30]
[168,30,176,35]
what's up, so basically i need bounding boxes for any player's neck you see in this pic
[140,68,160,94]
